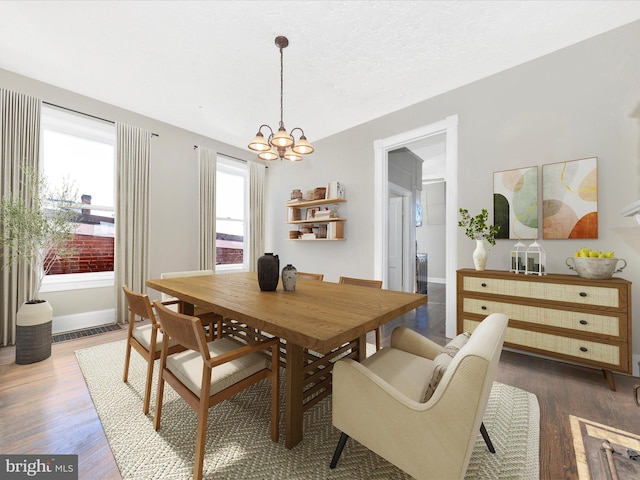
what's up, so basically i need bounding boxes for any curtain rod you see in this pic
[43,101,159,137]
[193,145,247,163]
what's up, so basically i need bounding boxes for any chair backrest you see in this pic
[122,285,157,325]
[339,276,382,289]
[298,272,324,281]
[153,300,209,357]
[432,313,508,477]
[159,270,214,303]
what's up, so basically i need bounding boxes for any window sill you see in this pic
[215,264,249,274]
[40,271,114,293]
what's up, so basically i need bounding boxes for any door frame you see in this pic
[373,114,458,338]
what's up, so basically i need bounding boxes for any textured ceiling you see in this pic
[1,1,639,153]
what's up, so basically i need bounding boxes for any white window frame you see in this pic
[39,105,116,292]
[215,155,249,273]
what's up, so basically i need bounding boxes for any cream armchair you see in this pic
[330,313,508,480]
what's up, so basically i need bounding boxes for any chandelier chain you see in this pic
[279,45,284,129]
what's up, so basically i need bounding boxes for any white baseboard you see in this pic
[52,309,116,334]
[427,277,446,284]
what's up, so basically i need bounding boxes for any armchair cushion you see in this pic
[361,347,435,402]
[166,337,268,397]
[132,324,178,352]
[423,332,471,402]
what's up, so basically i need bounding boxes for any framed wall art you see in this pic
[493,166,538,240]
[542,157,598,239]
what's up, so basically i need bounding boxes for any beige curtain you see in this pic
[114,123,151,323]
[249,161,266,271]
[198,147,217,271]
[0,89,41,346]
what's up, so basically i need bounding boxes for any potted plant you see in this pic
[0,166,78,364]
[458,208,500,271]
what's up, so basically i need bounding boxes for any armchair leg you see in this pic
[480,422,495,453]
[330,432,350,469]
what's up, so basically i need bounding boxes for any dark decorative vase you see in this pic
[258,253,280,291]
[282,264,298,291]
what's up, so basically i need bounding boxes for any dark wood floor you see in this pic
[1,282,638,480]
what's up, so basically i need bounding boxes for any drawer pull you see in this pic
[580,347,588,352]
[579,292,587,297]
[579,320,588,325]
[481,306,487,310]
[481,283,487,288]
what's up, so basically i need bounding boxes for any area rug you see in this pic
[570,415,640,479]
[76,340,539,479]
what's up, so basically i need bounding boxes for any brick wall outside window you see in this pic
[47,234,114,274]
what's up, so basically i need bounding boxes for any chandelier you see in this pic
[248,36,314,162]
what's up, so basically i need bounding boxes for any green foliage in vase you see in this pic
[0,165,79,301]
[458,208,500,247]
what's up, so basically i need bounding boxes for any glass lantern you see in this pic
[510,242,526,273]
[525,240,546,275]
[509,242,526,273]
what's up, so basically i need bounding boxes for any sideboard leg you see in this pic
[602,369,616,391]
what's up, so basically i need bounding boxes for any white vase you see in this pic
[473,239,489,271]
[281,264,298,291]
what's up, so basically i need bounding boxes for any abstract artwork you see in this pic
[542,157,598,239]
[493,166,538,239]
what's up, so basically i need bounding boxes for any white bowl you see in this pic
[565,257,627,279]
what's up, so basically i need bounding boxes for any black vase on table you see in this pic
[258,253,280,291]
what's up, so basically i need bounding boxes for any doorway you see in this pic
[373,115,459,338]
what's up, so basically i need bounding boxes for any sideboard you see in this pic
[456,268,632,390]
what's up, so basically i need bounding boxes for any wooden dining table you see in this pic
[146,271,427,448]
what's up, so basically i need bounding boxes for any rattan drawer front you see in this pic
[462,276,620,308]
[462,298,621,337]
[463,319,622,367]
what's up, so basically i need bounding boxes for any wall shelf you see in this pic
[286,195,346,240]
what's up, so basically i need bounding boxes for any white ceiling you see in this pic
[1,1,639,153]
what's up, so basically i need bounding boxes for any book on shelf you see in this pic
[287,207,302,221]
[327,222,344,239]
[326,181,345,199]
[301,233,316,240]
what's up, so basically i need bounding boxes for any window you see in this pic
[40,105,116,291]
[216,156,248,271]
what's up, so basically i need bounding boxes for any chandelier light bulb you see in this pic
[258,148,279,161]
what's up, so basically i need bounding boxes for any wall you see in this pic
[266,20,640,368]
[0,68,255,328]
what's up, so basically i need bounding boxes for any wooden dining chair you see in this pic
[160,269,223,340]
[339,276,383,350]
[152,300,280,480]
[122,285,185,414]
[297,272,324,281]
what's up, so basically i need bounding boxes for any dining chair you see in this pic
[297,272,324,281]
[339,276,383,350]
[122,285,185,414]
[160,269,222,340]
[152,300,280,480]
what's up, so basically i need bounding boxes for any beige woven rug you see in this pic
[76,340,539,479]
